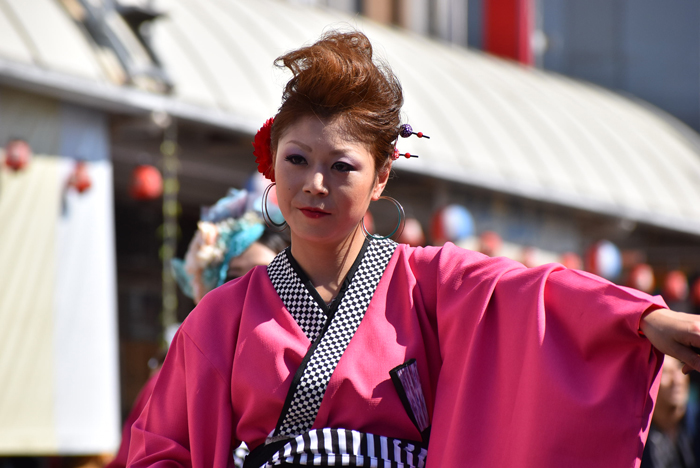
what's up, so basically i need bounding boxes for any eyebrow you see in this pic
[285,140,360,159]
[287,140,312,152]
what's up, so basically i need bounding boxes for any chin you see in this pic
[296,231,340,245]
[292,226,358,246]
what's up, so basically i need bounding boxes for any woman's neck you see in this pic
[290,226,366,303]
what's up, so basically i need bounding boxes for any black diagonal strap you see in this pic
[272,238,397,438]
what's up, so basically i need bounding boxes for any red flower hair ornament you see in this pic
[253,118,275,182]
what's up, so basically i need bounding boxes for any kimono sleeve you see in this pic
[106,371,159,468]
[126,327,236,468]
[125,273,253,468]
[407,243,665,468]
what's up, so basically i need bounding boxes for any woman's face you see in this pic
[274,116,389,247]
[226,241,277,282]
[656,355,689,412]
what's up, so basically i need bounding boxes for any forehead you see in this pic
[280,115,369,150]
[662,356,682,372]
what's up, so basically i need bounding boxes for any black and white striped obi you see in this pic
[244,239,430,468]
[261,428,428,468]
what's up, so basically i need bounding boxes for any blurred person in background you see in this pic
[642,356,695,468]
[106,188,288,468]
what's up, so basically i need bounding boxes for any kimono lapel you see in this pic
[266,238,397,438]
[266,247,329,343]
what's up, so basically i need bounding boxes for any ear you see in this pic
[371,164,391,201]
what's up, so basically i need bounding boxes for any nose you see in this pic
[304,169,328,196]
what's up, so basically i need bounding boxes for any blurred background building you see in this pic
[0,0,699,462]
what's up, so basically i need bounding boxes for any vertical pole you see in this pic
[160,119,179,342]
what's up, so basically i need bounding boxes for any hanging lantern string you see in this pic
[160,118,180,342]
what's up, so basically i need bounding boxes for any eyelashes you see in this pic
[284,154,356,173]
[332,161,355,172]
[285,154,306,165]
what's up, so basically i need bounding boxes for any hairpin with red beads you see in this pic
[399,124,430,139]
[392,124,429,160]
[392,148,418,160]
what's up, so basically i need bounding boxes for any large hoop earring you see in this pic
[361,196,405,240]
[262,183,287,232]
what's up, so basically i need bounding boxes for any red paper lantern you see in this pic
[479,231,502,257]
[627,263,655,293]
[692,278,700,306]
[69,161,91,193]
[130,165,163,200]
[397,218,425,247]
[4,139,32,171]
[560,252,583,270]
[663,270,688,302]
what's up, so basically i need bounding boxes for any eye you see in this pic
[332,161,355,173]
[285,154,306,165]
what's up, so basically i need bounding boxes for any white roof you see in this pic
[2,0,700,235]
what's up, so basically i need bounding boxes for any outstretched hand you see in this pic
[640,308,700,374]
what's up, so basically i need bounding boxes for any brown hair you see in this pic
[270,30,403,177]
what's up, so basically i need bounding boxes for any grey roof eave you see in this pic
[3,56,700,238]
[0,57,259,134]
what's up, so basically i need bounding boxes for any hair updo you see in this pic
[270,30,404,176]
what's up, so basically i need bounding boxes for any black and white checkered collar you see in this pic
[266,238,395,343]
[267,237,398,439]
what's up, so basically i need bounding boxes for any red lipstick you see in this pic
[299,207,330,219]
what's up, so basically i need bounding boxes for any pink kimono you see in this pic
[108,371,160,468]
[127,242,664,467]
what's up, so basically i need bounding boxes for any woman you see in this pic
[127,31,700,468]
